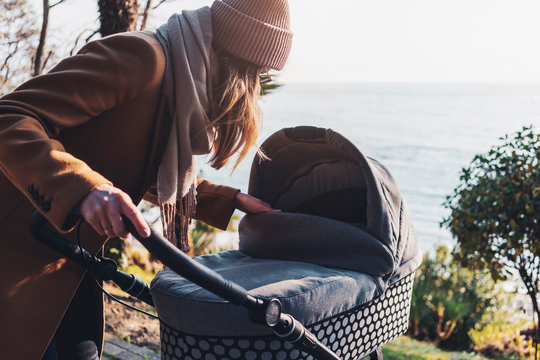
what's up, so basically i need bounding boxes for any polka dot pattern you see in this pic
[160,273,414,360]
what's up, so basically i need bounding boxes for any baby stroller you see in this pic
[31,126,420,360]
[151,126,422,359]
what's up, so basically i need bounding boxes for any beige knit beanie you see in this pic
[210,0,293,70]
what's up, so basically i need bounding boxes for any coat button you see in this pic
[42,201,51,212]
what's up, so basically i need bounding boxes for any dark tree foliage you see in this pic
[98,0,139,37]
[442,125,540,358]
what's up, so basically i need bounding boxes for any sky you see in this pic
[31,0,540,83]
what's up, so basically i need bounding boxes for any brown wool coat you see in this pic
[0,31,238,359]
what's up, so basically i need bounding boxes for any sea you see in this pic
[194,83,540,253]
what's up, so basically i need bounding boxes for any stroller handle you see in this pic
[29,211,154,306]
[121,216,264,312]
[29,211,342,360]
[122,216,342,360]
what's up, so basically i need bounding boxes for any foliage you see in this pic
[470,319,536,359]
[381,335,512,360]
[189,218,237,257]
[122,264,156,284]
[409,245,500,350]
[260,73,281,96]
[442,125,540,356]
[104,236,129,268]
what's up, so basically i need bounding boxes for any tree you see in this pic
[0,0,38,95]
[442,125,540,359]
[1,0,71,94]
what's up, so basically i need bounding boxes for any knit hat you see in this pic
[210,0,292,70]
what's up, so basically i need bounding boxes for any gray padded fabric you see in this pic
[150,250,381,337]
[239,212,395,277]
[243,126,422,280]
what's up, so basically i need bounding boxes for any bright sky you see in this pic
[33,0,540,83]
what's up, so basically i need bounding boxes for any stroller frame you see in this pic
[30,212,341,360]
[31,210,414,360]
[159,273,414,360]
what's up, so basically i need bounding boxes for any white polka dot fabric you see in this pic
[159,273,414,360]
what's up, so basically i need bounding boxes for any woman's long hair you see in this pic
[208,49,264,170]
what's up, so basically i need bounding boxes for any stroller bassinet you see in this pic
[151,126,421,359]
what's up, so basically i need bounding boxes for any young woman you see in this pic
[0,0,292,358]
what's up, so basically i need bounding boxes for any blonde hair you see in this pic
[208,50,264,170]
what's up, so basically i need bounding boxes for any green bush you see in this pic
[104,236,128,268]
[470,318,535,359]
[409,245,500,351]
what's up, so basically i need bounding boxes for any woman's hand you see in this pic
[80,184,151,238]
[234,192,280,214]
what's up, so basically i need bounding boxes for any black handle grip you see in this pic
[30,211,154,307]
[30,211,96,269]
[122,216,263,312]
[112,270,154,306]
[273,314,341,360]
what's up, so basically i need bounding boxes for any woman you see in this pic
[0,0,292,358]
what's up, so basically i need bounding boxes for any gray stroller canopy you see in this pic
[151,126,421,358]
[239,126,421,282]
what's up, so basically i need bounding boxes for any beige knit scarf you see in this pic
[155,7,215,251]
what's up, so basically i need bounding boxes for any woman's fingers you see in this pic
[80,184,150,239]
[80,195,106,236]
[120,198,151,238]
[106,198,129,238]
[234,192,281,214]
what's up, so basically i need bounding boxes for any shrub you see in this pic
[409,245,500,350]
[470,319,535,359]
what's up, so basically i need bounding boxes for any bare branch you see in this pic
[40,49,53,73]
[139,0,152,30]
[85,29,99,43]
[33,0,50,76]
[49,0,67,8]
[1,41,19,73]
[0,42,18,87]
[152,0,168,10]
[70,28,89,56]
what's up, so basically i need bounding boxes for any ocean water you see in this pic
[196,83,540,252]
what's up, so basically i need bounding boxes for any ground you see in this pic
[103,283,161,353]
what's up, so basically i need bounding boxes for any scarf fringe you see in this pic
[160,183,197,252]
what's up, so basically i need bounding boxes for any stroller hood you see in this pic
[239,126,421,280]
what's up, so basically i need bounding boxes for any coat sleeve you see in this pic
[0,32,165,232]
[195,179,240,230]
[143,179,240,230]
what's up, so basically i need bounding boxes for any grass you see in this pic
[382,336,523,360]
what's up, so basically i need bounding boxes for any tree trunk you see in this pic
[434,307,457,346]
[530,296,539,360]
[33,0,49,76]
[98,0,139,37]
[139,0,152,30]
[519,264,539,360]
